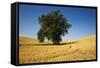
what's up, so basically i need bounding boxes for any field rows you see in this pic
[19,35,96,64]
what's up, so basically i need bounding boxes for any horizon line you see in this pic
[19,34,96,41]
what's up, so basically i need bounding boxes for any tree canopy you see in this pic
[37,10,71,45]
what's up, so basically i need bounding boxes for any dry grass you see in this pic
[19,35,96,64]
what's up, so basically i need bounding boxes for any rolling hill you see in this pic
[19,35,96,64]
[19,36,39,46]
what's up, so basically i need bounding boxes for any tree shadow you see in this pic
[20,41,78,46]
[65,41,78,44]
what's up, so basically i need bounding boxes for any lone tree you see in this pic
[37,10,71,45]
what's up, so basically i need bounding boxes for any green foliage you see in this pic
[37,10,71,45]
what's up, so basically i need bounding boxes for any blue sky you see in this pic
[19,4,96,40]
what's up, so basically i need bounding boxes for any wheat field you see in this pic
[19,35,96,64]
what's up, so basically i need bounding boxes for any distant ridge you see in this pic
[19,35,96,46]
[19,36,38,45]
[78,35,96,41]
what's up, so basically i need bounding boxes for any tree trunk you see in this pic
[53,40,59,45]
[56,40,59,45]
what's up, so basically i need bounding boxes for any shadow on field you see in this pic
[20,41,78,46]
[65,41,78,44]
